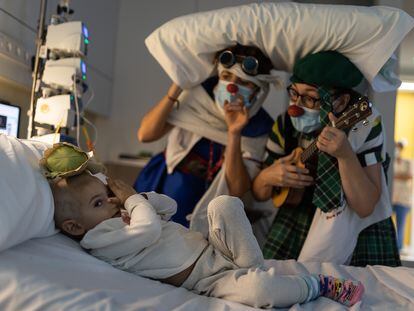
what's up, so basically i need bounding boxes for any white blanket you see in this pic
[0,233,412,310]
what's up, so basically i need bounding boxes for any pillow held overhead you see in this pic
[145,2,414,92]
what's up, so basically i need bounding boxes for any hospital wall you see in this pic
[0,0,40,138]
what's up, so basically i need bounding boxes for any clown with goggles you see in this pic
[136,44,279,228]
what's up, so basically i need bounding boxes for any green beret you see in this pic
[290,51,363,89]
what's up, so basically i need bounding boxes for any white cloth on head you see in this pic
[216,63,282,90]
[88,172,107,185]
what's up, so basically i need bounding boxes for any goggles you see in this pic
[218,50,259,76]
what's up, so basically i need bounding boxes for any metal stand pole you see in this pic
[27,0,48,139]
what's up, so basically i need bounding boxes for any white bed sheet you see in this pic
[0,233,412,311]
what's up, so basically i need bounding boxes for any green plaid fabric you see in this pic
[263,202,401,265]
[263,190,317,260]
[350,217,401,267]
[264,212,401,267]
[312,88,342,212]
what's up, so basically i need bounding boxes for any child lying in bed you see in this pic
[51,172,364,308]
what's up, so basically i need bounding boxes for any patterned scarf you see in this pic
[311,87,342,212]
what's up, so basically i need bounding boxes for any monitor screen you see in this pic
[0,102,20,137]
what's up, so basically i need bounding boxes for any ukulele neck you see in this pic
[300,139,319,163]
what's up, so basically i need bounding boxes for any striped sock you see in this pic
[319,274,365,307]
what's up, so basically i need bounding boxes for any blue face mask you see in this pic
[289,104,321,133]
[213,80,256,108]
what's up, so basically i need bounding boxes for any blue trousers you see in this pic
[393,204,411,249]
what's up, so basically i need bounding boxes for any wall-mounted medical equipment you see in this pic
[34,94,75,128]
[41,58,86,90]
[44,21,89,57]
[27,0,95,150]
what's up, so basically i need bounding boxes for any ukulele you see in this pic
[271,96,372,208]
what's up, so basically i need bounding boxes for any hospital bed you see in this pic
[0,118,413,310]
[1,134,412,310]
[0,233,413,310]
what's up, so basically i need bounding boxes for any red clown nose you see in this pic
[287,105,305,117]
[226,83,238,94]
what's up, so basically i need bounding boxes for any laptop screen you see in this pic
[0,102,20,137]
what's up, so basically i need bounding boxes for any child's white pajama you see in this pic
[182,195,310,308]
[81,193,310,308]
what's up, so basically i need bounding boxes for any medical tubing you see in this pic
[82,86,95,110]
[27,0,48,138]
[73,83,80,146]
[82,115,98,146]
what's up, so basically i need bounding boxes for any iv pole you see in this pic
[27,0,48,139]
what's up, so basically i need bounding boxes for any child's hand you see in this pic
[107,178,137,206]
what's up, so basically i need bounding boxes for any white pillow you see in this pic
[145,2,414,91]
[0,135,56,252]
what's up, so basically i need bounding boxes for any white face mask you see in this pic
[289,103,321,133]
[213,79,257,108]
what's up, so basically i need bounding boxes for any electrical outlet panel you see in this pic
[0,31,32,88]
[0,31,31,67]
